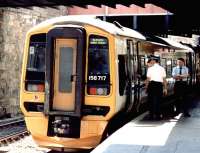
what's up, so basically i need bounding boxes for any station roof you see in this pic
[0,0,197,16]
[143,34,194,52]
[1,1,199,37]
[158,37,194,52]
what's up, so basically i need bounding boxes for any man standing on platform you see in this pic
[172,58,191,117]
[145,55,167,120]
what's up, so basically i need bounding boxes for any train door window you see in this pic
[87,35,110,96]
[140,56,146,81]
[130,41,136,83]
[118,55,127,96]
[25,33,46,92]
[53,39,77,111]
[126,40,133,80]
[59,47,73,92]
[132,42,139,81]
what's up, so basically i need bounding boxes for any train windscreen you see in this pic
[25,33,46,92]
[87,35,110,95]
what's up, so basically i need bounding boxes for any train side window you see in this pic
[118,55,127,96]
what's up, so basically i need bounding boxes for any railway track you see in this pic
[0,117,29,146]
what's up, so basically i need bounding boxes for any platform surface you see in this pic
[92,95,200,153]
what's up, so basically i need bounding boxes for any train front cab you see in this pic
[20,24,118,150]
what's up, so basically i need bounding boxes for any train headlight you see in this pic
[97,88,104,95]
[27,84,44,92]
[89,87,108,95]
[97,88,107,95]
[89,87,97,95]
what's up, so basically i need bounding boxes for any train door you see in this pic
[132,42,141,112]
[186,52,195,86]
[53,39,77,111]
[125,40,133,112]
[126,40,139,112]
[45,27,86,117]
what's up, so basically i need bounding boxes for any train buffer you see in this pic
[92,95,200,153]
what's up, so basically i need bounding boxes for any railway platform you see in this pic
[92,94,200,153]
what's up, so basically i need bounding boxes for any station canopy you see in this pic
[1,1,199,34]
[158,37,194,52]
[141,34,194,53]
[0,0,198,16]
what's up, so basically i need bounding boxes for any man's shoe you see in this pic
[184,113,191,117]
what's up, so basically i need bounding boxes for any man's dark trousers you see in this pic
[148,81,163,118]
[174,81,189,114]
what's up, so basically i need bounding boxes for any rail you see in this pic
[0,116,29,146]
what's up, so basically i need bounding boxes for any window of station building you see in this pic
[166,59,172,78]
[160,58,167,69]
[87,35,110,96]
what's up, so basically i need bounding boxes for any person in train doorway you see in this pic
[172,58,191,117]
[145,55,167,120]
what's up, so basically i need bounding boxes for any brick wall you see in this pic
[0,7,67,117]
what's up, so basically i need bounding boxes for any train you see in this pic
[20,16,200,151]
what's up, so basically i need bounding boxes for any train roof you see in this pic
[28,15,146,40]
[28,16,193,53]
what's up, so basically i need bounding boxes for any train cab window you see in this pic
[25,33,46,92]
[87,35,110,96]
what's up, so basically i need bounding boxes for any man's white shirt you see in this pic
[147,63,166,83]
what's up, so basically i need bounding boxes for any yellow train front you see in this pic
[20,16,145,150]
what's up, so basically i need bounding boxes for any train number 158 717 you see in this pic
[88,75,106,81]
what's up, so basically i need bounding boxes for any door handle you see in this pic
[70,74,77,82]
